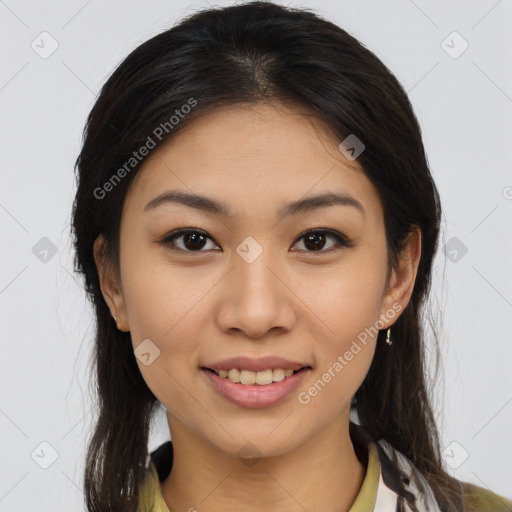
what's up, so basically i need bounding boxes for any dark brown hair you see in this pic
[71,2,464,510]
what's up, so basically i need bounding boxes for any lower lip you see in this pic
[201,368,311,408]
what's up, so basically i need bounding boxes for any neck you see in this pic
[160,415,366,512]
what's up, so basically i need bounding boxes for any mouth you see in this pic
[202,366,312,386]
[201,364,313,408]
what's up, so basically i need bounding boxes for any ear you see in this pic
[93,234,130,332]
[379,226,422,326]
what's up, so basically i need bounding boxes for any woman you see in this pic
[71,2,512,511]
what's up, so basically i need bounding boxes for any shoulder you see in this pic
[461,481,512,511]
[137,460,170,512]
[137,462,159,512]
[136,441,175,512]
[137,461,172,512]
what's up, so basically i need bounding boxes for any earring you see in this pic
[114,316,121,331]
[386,328,392,345]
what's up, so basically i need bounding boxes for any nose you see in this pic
[215,247,297,339]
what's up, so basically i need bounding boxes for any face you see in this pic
[95,102,418,459]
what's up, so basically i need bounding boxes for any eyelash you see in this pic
[159,228,353,255]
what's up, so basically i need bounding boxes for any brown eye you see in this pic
[160,229,219,252]
[181,232,208,250]
[160,227,352,254]
[292,229,352,253]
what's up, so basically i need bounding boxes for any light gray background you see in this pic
[1,0,511,510]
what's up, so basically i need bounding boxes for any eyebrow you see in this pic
[144,190,365,219]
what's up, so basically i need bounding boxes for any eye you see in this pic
[159,228,352,254]
[160,229,220,252]
[291,228,352,253]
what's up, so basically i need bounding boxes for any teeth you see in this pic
[214,367,302,385]
[240,369,256,385]
[272,368,285,382]
[228,369,240,383]
[256,369,272,385]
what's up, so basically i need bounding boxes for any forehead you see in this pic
[123,102,382,223]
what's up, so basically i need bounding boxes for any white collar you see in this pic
[373,437,443,511]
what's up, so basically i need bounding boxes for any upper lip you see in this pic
[204,356,311,372]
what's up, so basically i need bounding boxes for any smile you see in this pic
[208,367,307,385]
[201,366,312,408]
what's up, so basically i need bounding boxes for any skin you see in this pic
[94,102,421,512]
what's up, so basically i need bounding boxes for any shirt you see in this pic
[137,423,512,511]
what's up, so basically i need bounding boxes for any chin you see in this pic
[195,417,308,461]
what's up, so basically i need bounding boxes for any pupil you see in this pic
[184,232,206,250]
[304,233,325,251]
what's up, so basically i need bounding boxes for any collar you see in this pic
[349,422,443,512]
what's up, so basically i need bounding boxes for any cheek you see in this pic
[294,273,381,417]
[121,240,210,345]
[121,262,207,414]
[304,251,387,347]
[295,248,386,403]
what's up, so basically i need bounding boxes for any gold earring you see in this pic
[386,328,392,345]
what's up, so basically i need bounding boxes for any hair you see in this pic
[71,2,465,511]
